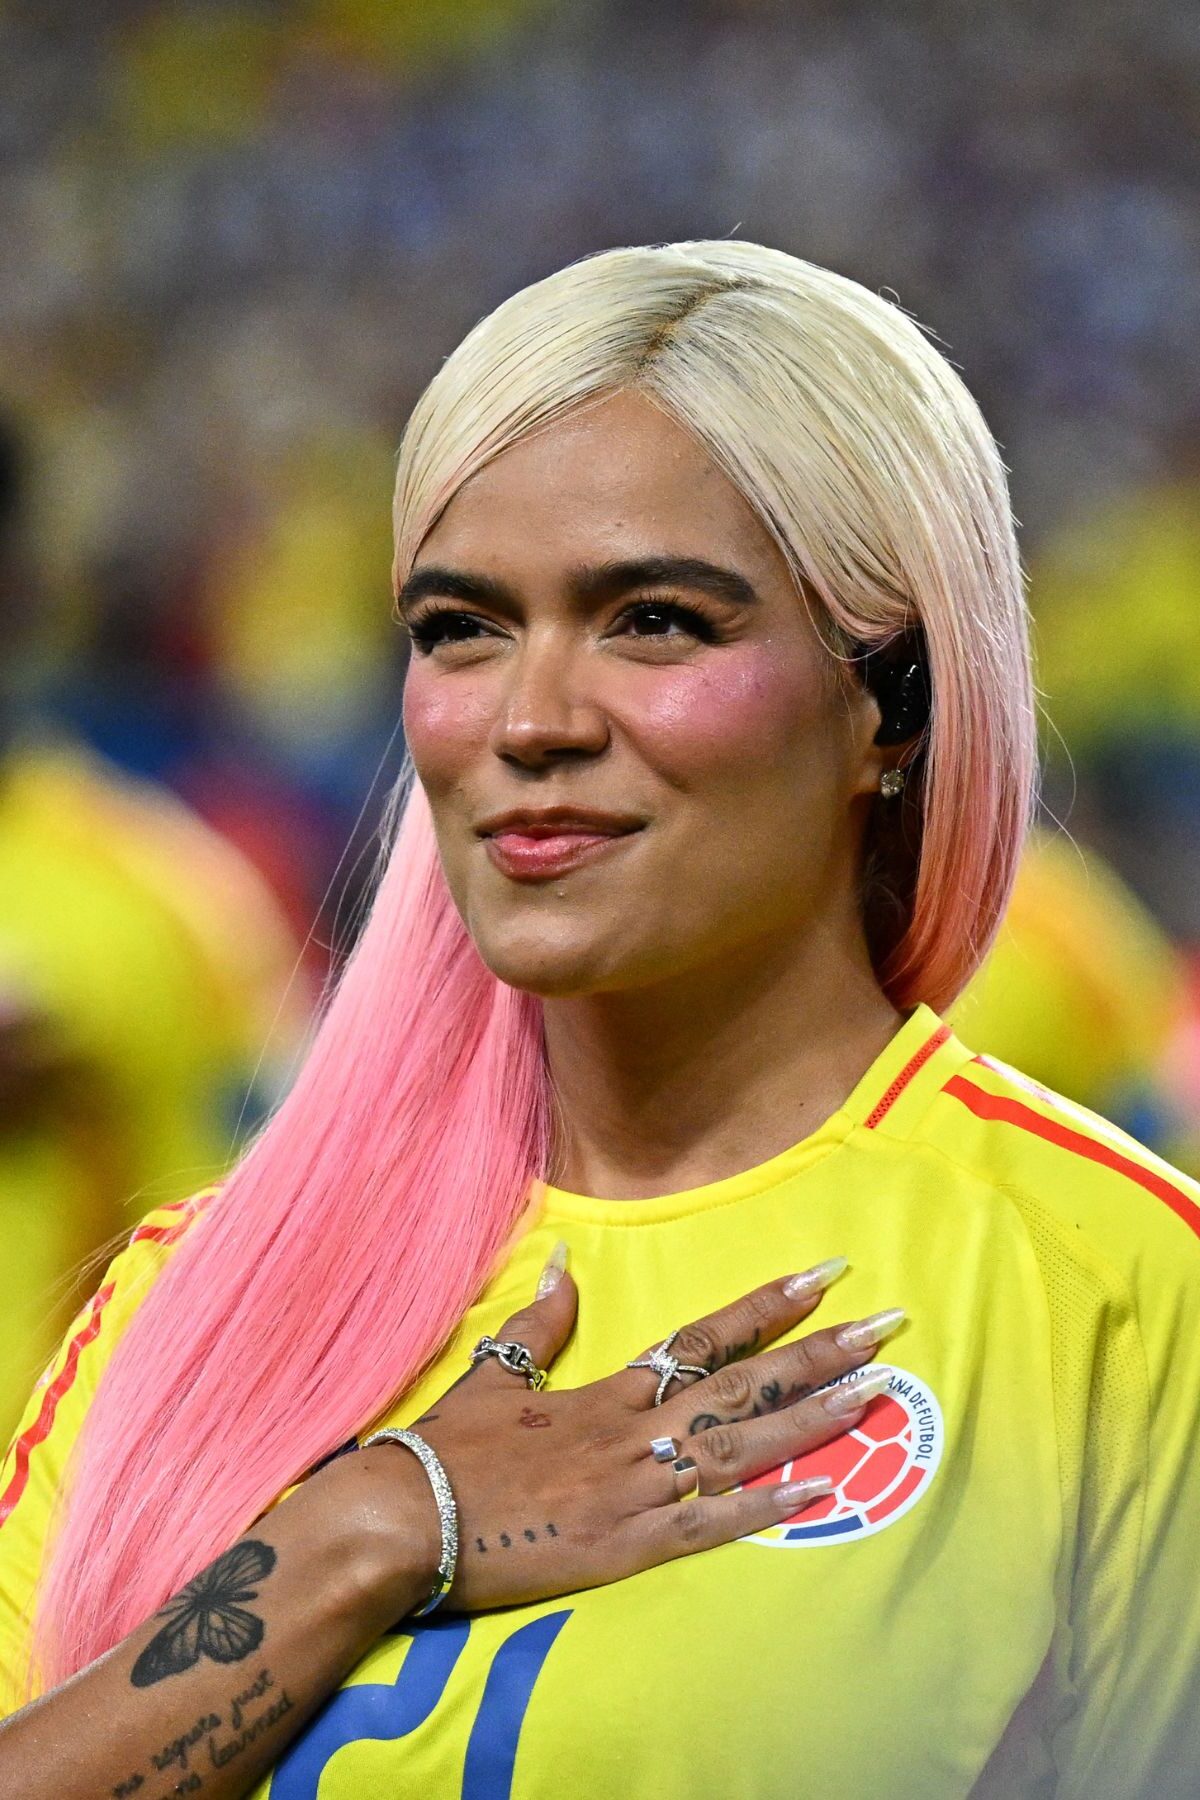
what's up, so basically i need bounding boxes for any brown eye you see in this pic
[616,600,719,642]
[407,609,493,653]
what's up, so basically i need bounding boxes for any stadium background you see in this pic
[1,0,1198,1439]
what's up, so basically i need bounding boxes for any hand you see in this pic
[365,1257,902,1613]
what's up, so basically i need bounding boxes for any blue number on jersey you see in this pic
[270,1610,572,1799]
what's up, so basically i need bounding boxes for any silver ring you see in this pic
[626,1329,711,1406]
[469,1335,548,1391]
[672,1455,701,1503]
[650,1435,681,1463]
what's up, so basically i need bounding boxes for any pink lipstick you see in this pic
[485,830,637,881]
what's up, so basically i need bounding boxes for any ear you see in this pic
[846,672,888,800]
[846,636,931,797]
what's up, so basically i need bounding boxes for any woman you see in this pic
[2,240,1199,1799]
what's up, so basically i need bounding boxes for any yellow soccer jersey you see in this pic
[3,1005,1200,1798]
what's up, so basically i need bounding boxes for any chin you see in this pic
[470,920,634,998]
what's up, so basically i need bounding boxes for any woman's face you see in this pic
[400,389,886,997]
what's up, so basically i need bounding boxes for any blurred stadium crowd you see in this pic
[0,0,1198,1433]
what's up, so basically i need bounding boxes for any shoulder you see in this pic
[0,1188,216,1715]
[1,1189,215,1533]
[919,1049,1200,1272]
[912,1049,1200,1390]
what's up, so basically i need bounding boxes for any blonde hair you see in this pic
[396,239,1038,1008]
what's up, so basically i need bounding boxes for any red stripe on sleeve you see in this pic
[944,1073,1200,1241]
[0,1282,117,1529]
[864,1025,953,1129]
[129,1194,206,1247]
[129,1221,193,1247]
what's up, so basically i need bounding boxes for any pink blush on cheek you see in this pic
[402,670,494,769]
[620,649,820,766]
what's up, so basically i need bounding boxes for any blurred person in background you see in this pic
[1030,437,1200,950]
[952,825,1200,1177]
[0,411,311,1442]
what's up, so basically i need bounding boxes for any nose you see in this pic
[487,632,610,769]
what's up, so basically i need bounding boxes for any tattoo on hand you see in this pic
[471,1524,558,1552]
[702,1326,761,1373]
[688,1375,814,1436]
[129,1542,276,1688]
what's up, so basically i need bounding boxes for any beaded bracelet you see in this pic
[360,1427,459,1615]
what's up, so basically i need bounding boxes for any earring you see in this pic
[880,769,906,799]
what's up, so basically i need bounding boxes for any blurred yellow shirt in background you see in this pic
[951,826,1197,1177]
[0,736,308,1442]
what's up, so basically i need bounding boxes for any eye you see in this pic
[403,594,723,656]
[405,607,496,654]
[612,598,719,643]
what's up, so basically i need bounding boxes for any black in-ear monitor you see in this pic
[854,639,931,747]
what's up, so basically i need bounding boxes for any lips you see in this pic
[482,821,642,882]
[476,807,644,838]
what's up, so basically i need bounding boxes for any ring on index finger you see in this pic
[469,1335,549,1390]
[626,1328,711,1406]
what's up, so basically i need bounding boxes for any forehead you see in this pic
[416,389,789,588]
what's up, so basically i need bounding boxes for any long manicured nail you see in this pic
[823,1368,893,1416]
[535,1240,568,1299]
[783,1257,849,1299]
[776,1474,834,1508]
[834,1307,905,1352]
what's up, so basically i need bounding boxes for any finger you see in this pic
[631,1468,838,1569]
[467,1242,578,1389]
[655,1308,904,1434]
[613,1259,848,1406]
[644,1364,895,1500]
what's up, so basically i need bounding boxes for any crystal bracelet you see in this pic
[360,1427,459,1616]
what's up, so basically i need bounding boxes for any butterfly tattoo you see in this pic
[130,1540,277,1688]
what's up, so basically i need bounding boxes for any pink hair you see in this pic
[27,787,552,1691]
[28,241,1036,1692]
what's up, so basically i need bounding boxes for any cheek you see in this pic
[623,646,824,776]
[402,665,493,789]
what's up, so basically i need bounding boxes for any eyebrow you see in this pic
[397,556,761,612]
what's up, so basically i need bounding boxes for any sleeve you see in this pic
[0,1194,211,1718]
[1051,1164,1200,1799]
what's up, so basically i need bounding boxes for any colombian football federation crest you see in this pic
[736,1365,944,1547]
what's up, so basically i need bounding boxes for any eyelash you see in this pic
[405,596,721,655]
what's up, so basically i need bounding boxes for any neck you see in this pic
[541,924,904,1200]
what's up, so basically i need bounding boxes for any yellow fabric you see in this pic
[0,738,305,1442]
[3,1006,1200,1798]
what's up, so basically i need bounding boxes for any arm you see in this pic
[0,1445,437,1800]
